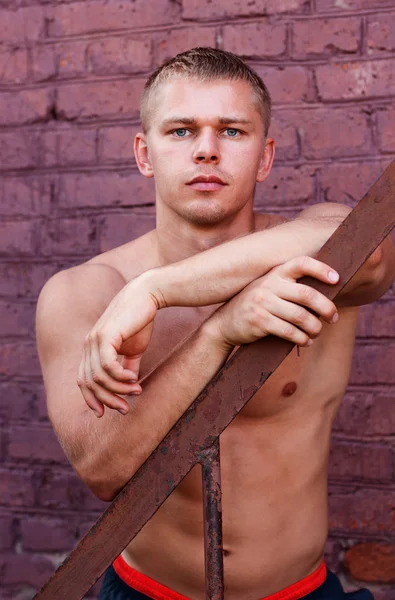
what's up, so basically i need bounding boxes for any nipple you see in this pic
[282,381,297,397]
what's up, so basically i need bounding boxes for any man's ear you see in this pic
[134,132,154,178]
[256,137,275,183]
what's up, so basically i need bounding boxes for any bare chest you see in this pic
[139,305,358,423]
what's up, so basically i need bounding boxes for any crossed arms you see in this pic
[36,203,395,500]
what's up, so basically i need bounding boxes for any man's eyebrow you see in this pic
[218,117,253,125]
[160,116,253,127]
[161,117,198,127]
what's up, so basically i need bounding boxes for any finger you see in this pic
[98,338,140,382]
[77,351,105,418]
[280,281,338,323]
[122,354,144,382]
[263,313,312,347]
[86,348,132,415]
[281,256,339,285]
[90,341,142,395]
[267,297,323,338]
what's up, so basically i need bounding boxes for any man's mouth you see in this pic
[186,175,227,192]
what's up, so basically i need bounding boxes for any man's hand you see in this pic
[77,274,161,417]
[204,257,340,350]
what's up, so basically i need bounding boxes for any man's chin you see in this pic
[179,203,229,227]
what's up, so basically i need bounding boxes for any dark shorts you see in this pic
[98,557,374,600]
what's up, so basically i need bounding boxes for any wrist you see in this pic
[132,268,169,310]
[201,313,235,356]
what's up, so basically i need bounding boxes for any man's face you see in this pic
[136,78,273,227]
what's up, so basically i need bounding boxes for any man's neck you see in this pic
[154,209,256,265]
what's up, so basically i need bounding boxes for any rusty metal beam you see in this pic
[200,438,224,600]
[34,159,395,600]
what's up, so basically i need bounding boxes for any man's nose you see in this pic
[192,131,220,164]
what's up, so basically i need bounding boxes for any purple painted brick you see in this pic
[255,165,316,209]
[223,21,287,58]
[0,47,29,84]
[0,300,35,338]
[293,17,361,57]
[367,12,395,55]
[0,552,54,588]
[87,36,152,75]
[377,107,395,152]
[0,342,41,378]
[40,217,99,257]
[0,469,35,507]
[0,5,45,42]
[57,79,145,121]
[0,262,60,299]
[59,172,155,208]
[0,89,50,126]
[7,426,67,464]
[0,176,51,217]
[0,382,40,422]
[257,66,311,104]
[0,516,14,550]
[328,488,394,534]
[316,59,395,101]
[38,470,107,511]
[350,342,395,385]
[156,27,216,63]
[182,0,306,20]
[329,441,393,482]
[357,301,395,338]
[333,393,395,437]
[42,127,97,167]
[0,221,35,256]
[48,0,179,36]
[21,517,78,552]
[320,160,390,206]
[269,114,300,161]
[299,107,372,159]
[100,209,156,252]
[99,125,139,163]
[0,131,39,170]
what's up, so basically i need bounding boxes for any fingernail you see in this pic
[328,271,339,282]
[118,408,128,415]
[93,410,100,418]
[331,312,339,323]
[306,339,314,346]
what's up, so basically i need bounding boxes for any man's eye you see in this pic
[174,129,188,137]
[226,128,239,137]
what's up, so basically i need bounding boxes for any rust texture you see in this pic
[200,438,224,600]
[34,160,395,600]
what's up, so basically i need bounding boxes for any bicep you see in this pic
[36,265,126,450]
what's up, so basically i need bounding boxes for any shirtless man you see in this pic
[36,48,395,600]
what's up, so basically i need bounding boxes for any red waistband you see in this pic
[113,554,327,600]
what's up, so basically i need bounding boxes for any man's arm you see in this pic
[36,263,234,501]
[300,203,395,307]
[37,258,338,501]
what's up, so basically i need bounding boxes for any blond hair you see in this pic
[140,47,272,135]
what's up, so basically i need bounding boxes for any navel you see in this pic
[281,381,297,397]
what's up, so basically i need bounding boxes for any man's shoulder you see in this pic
[254,211,289,232]
[37,262,127,334]
[86,229,158,283]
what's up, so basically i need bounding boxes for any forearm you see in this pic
[143,214,344,309]
[74,321,231,501]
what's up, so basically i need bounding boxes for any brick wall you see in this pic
[0,1,394,598]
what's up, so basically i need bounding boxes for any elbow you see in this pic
[74,454,130,503]
[79,466,125,503]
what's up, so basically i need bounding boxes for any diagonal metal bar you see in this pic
[200,438,224,600]
[34,160,395,600]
